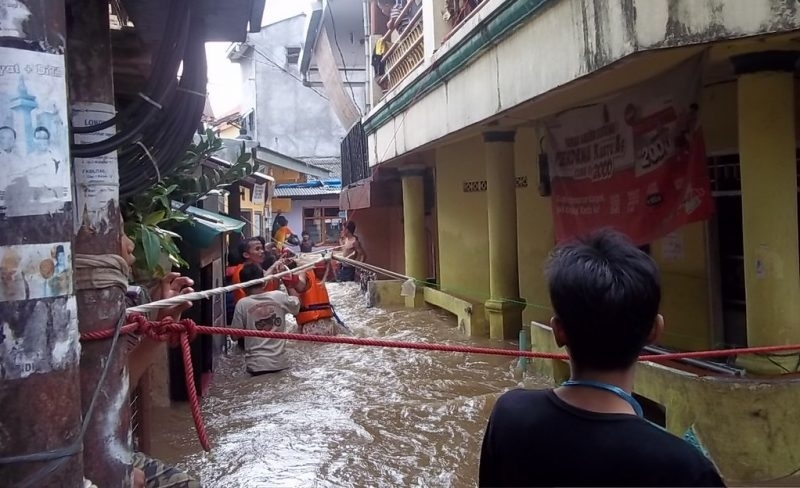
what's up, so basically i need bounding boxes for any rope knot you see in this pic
[179,318,198,343]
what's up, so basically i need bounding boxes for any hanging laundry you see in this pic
[372,37,387,78]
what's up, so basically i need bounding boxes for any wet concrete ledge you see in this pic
[367,279,489,337]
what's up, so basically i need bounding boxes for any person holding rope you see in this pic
[281,259,345,336]
[229,263,301,376]
[336,220,366,282]
[121,234,202,488]
[478,229,724,487]
[230,237,284,305]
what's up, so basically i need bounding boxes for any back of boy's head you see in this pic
[240,263,264,292]
[545,229,661,371]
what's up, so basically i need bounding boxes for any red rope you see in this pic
[81,313,800,452]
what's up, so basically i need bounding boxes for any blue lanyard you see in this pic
[561,379,644,418]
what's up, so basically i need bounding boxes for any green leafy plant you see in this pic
[123,130,256,280]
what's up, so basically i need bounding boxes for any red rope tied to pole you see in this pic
[81,313,210,451]
[80,314,800,453]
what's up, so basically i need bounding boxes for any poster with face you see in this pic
[0,46,71,218]
[0,242,72,302]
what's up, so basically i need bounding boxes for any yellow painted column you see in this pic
[484,131,525,339]
[402,168,428,307]
[733,52,800,372]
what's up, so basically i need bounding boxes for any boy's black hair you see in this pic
[301,231,310,237]
[238,237,262,259]
[545,229,661,371]
[345,220,356,234]
[240,263,264,293]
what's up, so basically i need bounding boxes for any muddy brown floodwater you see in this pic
[149,282,549,487]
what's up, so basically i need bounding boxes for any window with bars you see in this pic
[303,207,342,244]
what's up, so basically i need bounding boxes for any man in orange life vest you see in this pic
[230,237,284,305]
[282,260,341,336]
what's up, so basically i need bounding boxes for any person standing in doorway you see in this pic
[337,220,366,282]
[478,229,725,487]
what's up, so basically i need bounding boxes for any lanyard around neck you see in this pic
[561,379,644,418]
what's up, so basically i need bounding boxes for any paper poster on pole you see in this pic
[0,296,80,380]
[545,55,714,245]
[71,102,120,230]
[0,242,73,302]
[0,47,71,218]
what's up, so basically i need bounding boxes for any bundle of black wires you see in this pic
[71,0,209,199]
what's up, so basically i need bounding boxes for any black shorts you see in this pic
[337,266,356,282]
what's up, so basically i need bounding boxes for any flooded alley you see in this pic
[149,283,548,487]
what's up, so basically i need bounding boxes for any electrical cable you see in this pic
[71,0,189,136]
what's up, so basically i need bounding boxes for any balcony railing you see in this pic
[444,0,488,40]
[373,0,493,96]
[379,2,424,91]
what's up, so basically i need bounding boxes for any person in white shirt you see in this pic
[230,263,301,376]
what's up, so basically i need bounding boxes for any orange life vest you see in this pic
[296,270,333,325]
[231,264,279,304]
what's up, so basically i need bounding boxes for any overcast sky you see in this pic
[204,0,311,117]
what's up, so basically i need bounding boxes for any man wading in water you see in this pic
[479,229,725,487]
[337,220,366,282]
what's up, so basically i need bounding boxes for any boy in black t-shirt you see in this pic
[479,229,725,487]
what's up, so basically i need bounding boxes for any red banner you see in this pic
[546,56,713,246]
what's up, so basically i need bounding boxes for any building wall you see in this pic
[511,78,742,351]
[514,127,555,326]
[239,54,257,139]
[355,205,405,274]
[283,196,341,243]
[247,15,354,159]
[366,0,800,166]
[435,136,490,300]
[238,186,267,238]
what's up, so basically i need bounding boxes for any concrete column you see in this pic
[402,167,428,307]
[484,131,525,339]
[422,0,449,59]
[67,0,129,484]
[732,51,800,373]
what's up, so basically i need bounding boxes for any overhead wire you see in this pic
[248,46,330,100]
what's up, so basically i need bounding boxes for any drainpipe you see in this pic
[362,0,372,110]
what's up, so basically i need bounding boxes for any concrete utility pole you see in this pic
[67,0,131,485]
[0,1,83,486]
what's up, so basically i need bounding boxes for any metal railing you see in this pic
[341,121,369,186]
[444,0,488,41]
[379,1,425,91]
